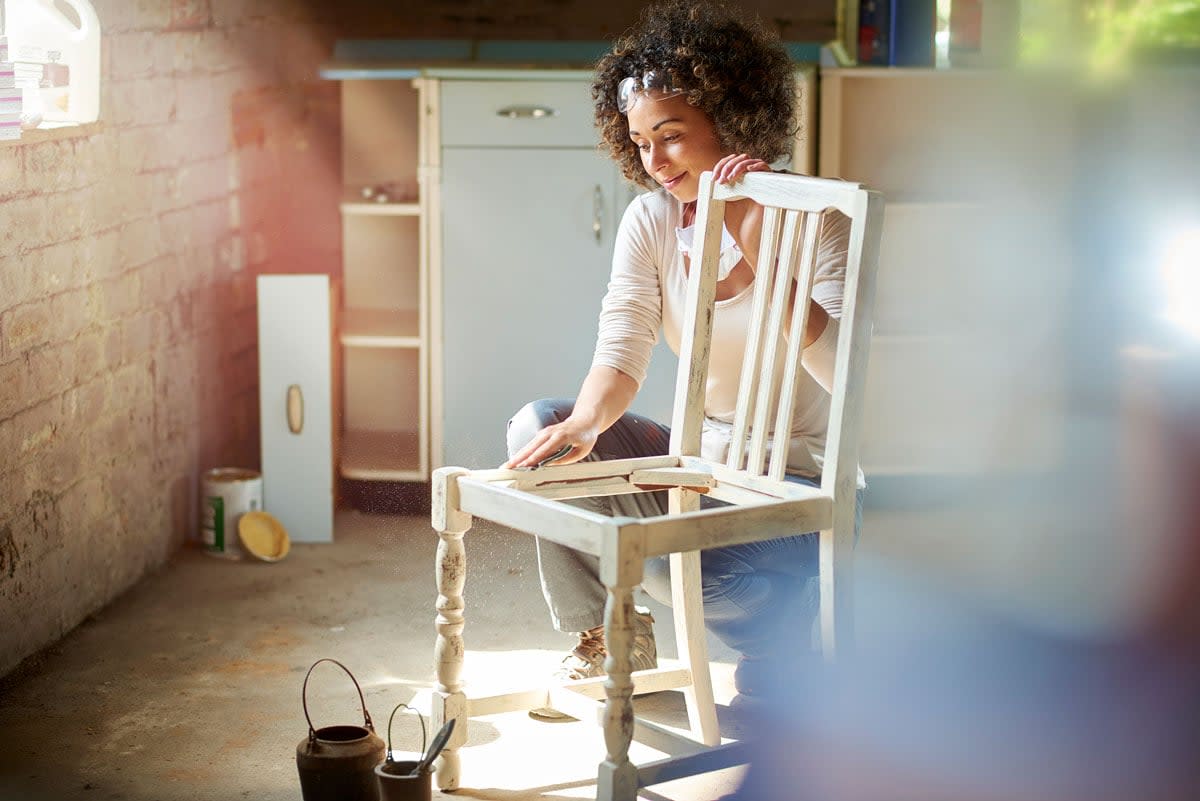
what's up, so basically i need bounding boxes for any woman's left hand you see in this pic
[713,153,771,185]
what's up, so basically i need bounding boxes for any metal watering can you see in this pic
[374,703,431,801]
[296,658,386,801]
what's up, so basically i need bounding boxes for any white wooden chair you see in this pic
[431,171,884,800]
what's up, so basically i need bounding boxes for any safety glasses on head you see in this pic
[616,70,685,114]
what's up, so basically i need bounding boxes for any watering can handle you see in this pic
[301,658,375,741]
[384,703,427,765]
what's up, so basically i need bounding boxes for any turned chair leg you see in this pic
[432,469,472,791]
[597,584,639,801]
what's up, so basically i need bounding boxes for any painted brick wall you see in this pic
[0,0,341,677]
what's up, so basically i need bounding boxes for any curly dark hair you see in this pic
[592,0,796,189]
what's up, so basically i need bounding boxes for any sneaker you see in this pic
[555,608,658,681]
[529,609,657,721]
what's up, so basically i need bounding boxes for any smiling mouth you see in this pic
[662,173,685,189]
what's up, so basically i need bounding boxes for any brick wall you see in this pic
[0,0,837,678]
[0,0,341,677]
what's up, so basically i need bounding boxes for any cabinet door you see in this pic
[440,148,675,467]
[257,275,334,542]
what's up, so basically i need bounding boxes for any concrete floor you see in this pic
[0,509,750,801]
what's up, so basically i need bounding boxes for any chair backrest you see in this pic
[667,171,884,504]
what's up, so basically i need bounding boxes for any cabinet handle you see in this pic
[286,384,304,434]
[496,105,557,119]
[593,185,603,244]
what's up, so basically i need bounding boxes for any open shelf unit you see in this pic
[334,77,429,482]
[341,200,422,216]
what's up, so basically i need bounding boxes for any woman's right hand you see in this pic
[501,417,599,469]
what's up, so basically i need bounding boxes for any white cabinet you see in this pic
[257,275,334,542]
[430,75,676,469]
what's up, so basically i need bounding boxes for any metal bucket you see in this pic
[375,704,431,801]
[199,468,262,558]
[296,659,386,801]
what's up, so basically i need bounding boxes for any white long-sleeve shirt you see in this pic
[592,188,850,477]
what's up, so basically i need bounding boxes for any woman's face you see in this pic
[626,92,727,203]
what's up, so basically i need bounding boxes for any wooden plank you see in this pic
[668,486,719,747]
[468,454,679,485]
[746,208,803,474]
[636,741,752,787]
[704,481,784,506]
[456,478,614,554]
[340,201,421,216]
[818,188,885,658]
[681,456,827,501]
[711,171,861,216]
[515,477,644,502]
[257,275,333,543]
[768,210,822,480]
[422,77,444,470]
[416,76,434,480]
[546,688,710,758]
[629,467,716,492]
[728,206,781,472]
[464,665,697,719]
[637,497,832,558]
[466,688,550,718]
[669,172,724,458]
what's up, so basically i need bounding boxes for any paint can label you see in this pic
[202,496,225,551]
[199,468,263,559]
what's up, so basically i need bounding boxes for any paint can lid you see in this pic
[238,511,291,562]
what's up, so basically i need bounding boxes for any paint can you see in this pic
[200,468,262,559]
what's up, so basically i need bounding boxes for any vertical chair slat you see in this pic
[670,173,727,458]
[746,209,803,475]
[727,207,782,471]
[767,211,822,480]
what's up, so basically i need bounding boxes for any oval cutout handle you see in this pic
[286,384,304,434]
[496,105,556,119]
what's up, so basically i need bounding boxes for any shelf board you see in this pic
[341,429,423,481]
[341,308,422,348]
[341,200,421,216]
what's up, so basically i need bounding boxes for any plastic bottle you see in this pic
[4,0,100,124]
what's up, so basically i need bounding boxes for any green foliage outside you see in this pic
[1020,0,1200,72]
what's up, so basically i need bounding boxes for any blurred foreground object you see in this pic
[727,60,1200,801]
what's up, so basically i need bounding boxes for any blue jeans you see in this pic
[506,398,863,660]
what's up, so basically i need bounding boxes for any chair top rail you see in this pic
[710,171,863,216]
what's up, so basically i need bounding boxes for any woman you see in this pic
[503,0,857,705]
